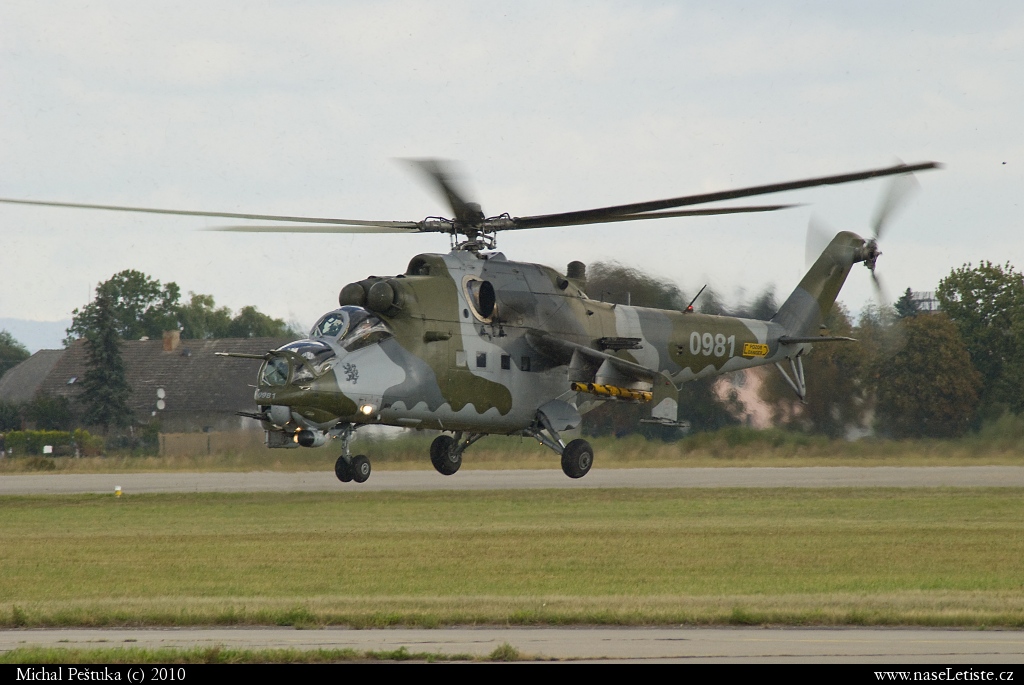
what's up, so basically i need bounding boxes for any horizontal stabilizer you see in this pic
[778,335,857,344]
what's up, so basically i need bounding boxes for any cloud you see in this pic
[0,1,1022,325]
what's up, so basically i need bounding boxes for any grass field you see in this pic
[0,645,520,664]
[2,488,1023,628]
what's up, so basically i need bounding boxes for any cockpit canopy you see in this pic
[310,306,393,351]
[259,307,394,387]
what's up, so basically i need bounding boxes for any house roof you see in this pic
[29,337,292,416]
[0,349,65,404]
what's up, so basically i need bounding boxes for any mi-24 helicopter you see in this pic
[0,159,939,482]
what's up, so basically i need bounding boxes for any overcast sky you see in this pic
[1,1,1022,339]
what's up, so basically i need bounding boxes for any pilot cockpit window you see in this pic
[311,311,350,340]
[311,306,393,352]
[340,311,392,352]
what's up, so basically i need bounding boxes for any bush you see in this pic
[0,401,20,431]
[3,429,103,456]
[102,423,159,456]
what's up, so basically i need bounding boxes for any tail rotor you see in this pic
[804,166,922,310]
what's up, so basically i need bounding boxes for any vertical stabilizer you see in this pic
[772,231,868,337]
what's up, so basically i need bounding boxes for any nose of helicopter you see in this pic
[257,339,404,429]
[256,305,402,429]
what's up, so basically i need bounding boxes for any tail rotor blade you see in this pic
[805,215,835,268]
[871,269,893,312]
[871,171,920,240]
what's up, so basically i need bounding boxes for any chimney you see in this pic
[163,330,181,352]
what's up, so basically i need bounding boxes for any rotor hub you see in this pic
[859,239,881,271]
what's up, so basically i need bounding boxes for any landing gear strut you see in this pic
[333,424,371,483]
[524,410,594,479]
[430,432,485,476]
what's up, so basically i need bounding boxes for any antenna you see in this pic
[684,285,707,313]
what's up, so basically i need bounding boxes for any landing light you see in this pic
[360,404,376,416]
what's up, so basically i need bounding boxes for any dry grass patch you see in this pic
[0,645,497,664]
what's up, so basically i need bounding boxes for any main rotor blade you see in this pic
[500,204,798,230]
[513,161,941,230]
[0,197,421,228]
[404,158,484,225]
[206,223,423,234]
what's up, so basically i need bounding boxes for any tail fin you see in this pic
[772,231,869,337]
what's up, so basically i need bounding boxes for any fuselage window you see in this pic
[476,352,487,368]
[501,354,511,370]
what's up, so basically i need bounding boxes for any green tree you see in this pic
[894,288,920,319]
[178,292,233,339]
[23,395,75,431]
[677,377,744,432]
[227,306,296,338]
[856,303,904,360]
[0,401,21,431]
[586,262,687,309]
[875,314,982,438]
[696,288,728,315]
[749,288,779,321]
[67,272,296,343]
[79,289,133,433]
[729,287,779,320]
[66,270,181,344]
[936,261,1024,417]
[0,330,30,378]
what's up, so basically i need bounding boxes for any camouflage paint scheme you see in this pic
[256,230,871,439]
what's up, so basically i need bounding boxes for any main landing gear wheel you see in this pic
[351,455,371,483]
[334,456,353,482]
[430,434,462,475]
[561,439,593,479]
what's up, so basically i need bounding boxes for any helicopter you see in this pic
[0,159,939,482]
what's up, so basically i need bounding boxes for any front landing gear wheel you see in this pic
[430,435,462,475]
[334,456,353,483]
[561,439,593,479]
[351,455,371,483]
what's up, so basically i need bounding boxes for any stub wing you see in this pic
[526,330,683,426]
[525,330,656,389]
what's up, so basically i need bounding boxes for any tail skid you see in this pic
[769,231,870,400]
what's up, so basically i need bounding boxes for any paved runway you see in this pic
[3,627,1023,663]
[2,466,1024,495]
